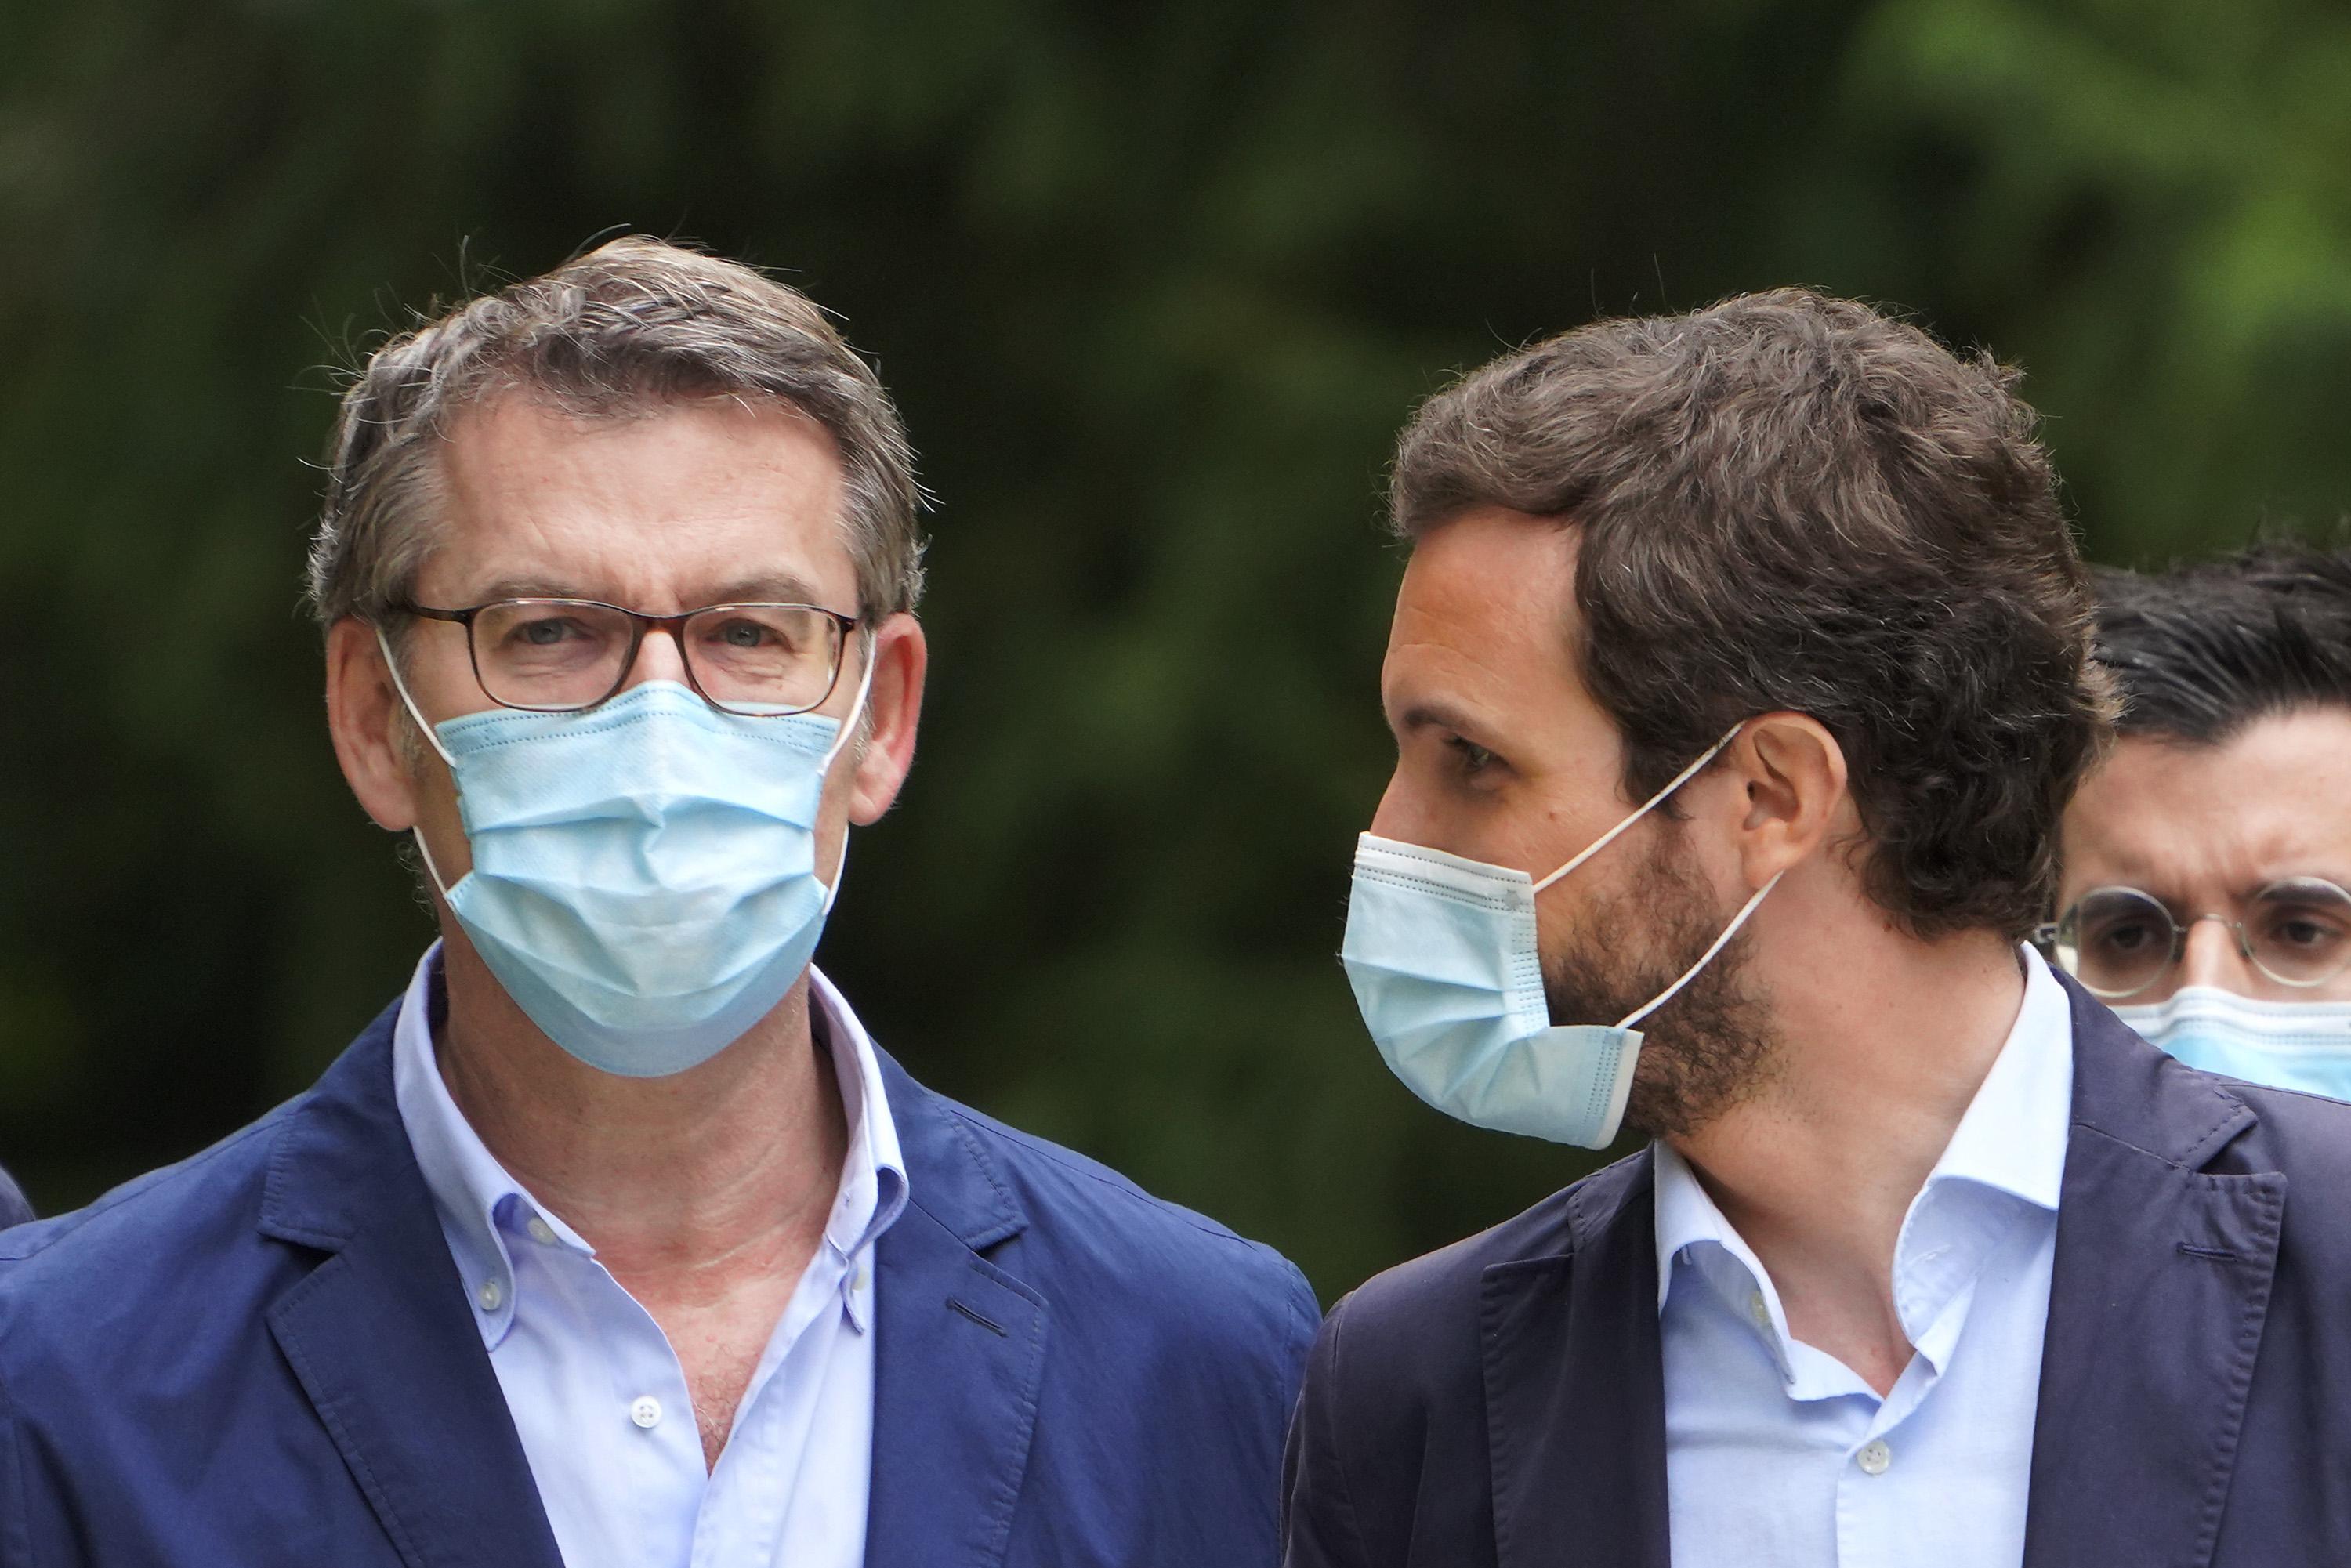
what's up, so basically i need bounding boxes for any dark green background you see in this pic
[5,0,2349,1299]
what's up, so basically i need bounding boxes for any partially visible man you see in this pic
[0,1166,27,1229]
[0,238,1316,1567]
[1285,292,2351,1566]
[2055,545,2351,1094]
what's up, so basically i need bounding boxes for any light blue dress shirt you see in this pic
[392,944,908,1568]
[1655,947,2074,1568]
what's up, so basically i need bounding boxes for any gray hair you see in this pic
[306,236,926,630]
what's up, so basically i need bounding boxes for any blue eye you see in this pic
[515,614,587,646]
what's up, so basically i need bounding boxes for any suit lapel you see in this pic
[1482,1154,1670,1568]
[864,1055,1049,1568]
[1475,981,2284,1568]
[2022,981,2284,1568]
[260,1004,563,1568]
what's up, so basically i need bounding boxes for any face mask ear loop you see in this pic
[374,625,459,770]
[813,632,880,911]
[1616,870,1784,1030]
[408,823,458,902]
[372,624,464,900]
[817,634,879,775]
[821,835,852,916]
[1533,722,1746,895]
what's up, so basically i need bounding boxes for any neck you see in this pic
[430,929,849,1287]
[1668,911,2027,1391]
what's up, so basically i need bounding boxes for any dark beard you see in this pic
[1541,826,1779,1139]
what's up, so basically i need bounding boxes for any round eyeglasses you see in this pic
[394,598,860,717]
[2038,878,2351,999]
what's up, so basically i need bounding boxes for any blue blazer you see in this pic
[1284,975,2351,1567]
[0,996,1317,1567]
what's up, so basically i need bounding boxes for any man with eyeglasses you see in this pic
[2052,545,2351,1096]
[0,238,1316,1566]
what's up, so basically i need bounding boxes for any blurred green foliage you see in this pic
[3,0,2349,1298]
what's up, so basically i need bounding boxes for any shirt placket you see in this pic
[1830,1184,2023,1566]
[690,1241,854,1567]
[569,1253,705,1566]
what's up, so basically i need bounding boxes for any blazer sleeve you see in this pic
[0,1169,31,1231]
[0,1359,44,1568]
[1282,1291,1374,1568]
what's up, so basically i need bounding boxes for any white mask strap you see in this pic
[409,824,457,901]
[374,625,462,899]
[377,622,881,773]
[1534,723,1745,894]
[822,833,851,915]
[818,634,879,775]
[814,632,880,909]
[383,624,880,906]
[1617,870,1784,1030]
[375,625,459,769]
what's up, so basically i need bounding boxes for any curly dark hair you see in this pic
[1390,288,2115,941]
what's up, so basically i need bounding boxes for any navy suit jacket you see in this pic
[0,995,1318,1567]
[1284,976,2351,1567]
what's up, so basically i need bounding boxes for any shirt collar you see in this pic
[392,943,911,1347]
[1920,945,2071,1214]
[1653,1139,1740,1314]
[807,962,911,1272]
[1653,943,2074,1317]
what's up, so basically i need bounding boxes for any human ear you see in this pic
[844,613,927,825]
[324,617,424,833]
[1724,713,1850,889]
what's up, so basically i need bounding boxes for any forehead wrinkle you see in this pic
[1385,591,1575,733]
[1393,556,1570,656]
[2067,734,2351,904]
[426,393,854,601]
[694,570,834,607]
[451,568,833,615]
[1382,636,1534,741]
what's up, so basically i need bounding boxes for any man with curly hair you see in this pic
[1289,292,2351,1566]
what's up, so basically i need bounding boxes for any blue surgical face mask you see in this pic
[385,633,871,1077]
[1341,726,1777,1149]
[2111,985,2351,1100]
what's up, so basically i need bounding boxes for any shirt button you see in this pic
[1857,1439,1893,1476]
[526,1216,558,1247]
[629,1396,662,1430]
[1747,1291,1770,1328]
[476,1278,503,1312]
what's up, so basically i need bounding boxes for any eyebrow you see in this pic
[1390,697,1490,741]
[454,572,844,614]
[2092,871,2351,910]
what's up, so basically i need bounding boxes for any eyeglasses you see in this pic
[2038,878,2351,999]
[394,598,860,718]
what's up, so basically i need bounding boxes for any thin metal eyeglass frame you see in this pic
[2034,877,2351,999]
[393,597,861,717]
